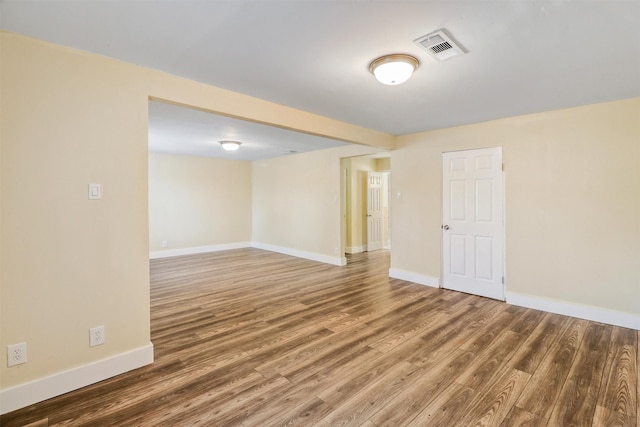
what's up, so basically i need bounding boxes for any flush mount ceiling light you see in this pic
[219,141,242,151]
[369,54,420,85]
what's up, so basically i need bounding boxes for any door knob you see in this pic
[442,225,450,230]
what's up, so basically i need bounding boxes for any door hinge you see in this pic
[501,163,504,171]
[501,276,505,284]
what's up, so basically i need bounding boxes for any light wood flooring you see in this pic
[2,248,638,426]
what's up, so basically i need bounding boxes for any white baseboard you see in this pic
[149,242,251,259]
[252,242,346,266]
[345,245,367,254]
[389,268,440,288]
[507,291,640,330]
[0,343,154,415]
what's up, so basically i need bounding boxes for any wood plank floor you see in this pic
[3,248,638,426]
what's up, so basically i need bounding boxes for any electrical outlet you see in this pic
[90,326,105,347]
[161,240,168,248]
[7,342,27,367]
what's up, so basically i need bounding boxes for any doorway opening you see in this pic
[341,153,391,262]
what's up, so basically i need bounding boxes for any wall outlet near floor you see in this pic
[7,342,27,367]
[161,240,168,248]
[90,326,105,347]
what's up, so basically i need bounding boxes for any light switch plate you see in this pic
[88,183,102,200]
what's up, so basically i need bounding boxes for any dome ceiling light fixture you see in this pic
[369,54,420,85]
[219,140,242,151]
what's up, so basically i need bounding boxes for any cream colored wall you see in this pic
[148,153,251,252]
[252,144,381,259]
[1,32,151,388]
[0,31,394,395]
[391,98,640,315]
[376,157,391,171]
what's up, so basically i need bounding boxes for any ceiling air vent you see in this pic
[414,29,466,62]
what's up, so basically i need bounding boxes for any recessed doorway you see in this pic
[341,153,391,258]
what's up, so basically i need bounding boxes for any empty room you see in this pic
[1,1,638,426]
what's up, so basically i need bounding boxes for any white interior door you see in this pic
[442,147,504,300]
[367,171,383,252]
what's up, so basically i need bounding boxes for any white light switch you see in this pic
[89,184,102,200]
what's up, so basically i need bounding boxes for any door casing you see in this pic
[367,171,384,252]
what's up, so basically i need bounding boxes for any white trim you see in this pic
[252,242,346,266]
[149,242,251,259]
[389,268,440,288]
[345,245,367,254]
[507,291,640,330]
[0,343,153,415]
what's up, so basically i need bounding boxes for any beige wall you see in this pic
[376,157,391,171]
[0,31,394,395]
[252,144,381,261]
[148,153,252,252]
[391,98,640,315]
[1,32,151,388]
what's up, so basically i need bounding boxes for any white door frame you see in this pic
[366,171,384,252]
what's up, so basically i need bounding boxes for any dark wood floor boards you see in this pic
[499,406,545,427]
[592,326,638,427]
[369,348,476,426]
[509,312,570,375]
[319,360,421,426]
[511,318,587,422]
[547,322,612,426]
[457,367,532,427]
[1,248,638,426]
[406,381,476,426]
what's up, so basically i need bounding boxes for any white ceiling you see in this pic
[2,1,639,157]
[148,101,349,161]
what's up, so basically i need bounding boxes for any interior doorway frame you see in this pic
[340,153,391,262]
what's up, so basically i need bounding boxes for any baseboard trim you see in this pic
[506,291,640,330]
[0,343,154,415]
[345,245,367,254]
[252,242,346,266]
[149,242,252,259]
[389,268,440,288]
